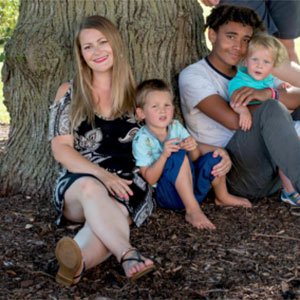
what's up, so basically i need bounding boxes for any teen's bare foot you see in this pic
[185,209,216,230]
[215,194,252,208]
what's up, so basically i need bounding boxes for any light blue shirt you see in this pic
[133,119,190,167]
[228,66,274,99]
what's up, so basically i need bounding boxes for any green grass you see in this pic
[0,46,10,124]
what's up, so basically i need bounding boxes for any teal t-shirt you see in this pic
[228,66,274,104]
[132,119,190,167]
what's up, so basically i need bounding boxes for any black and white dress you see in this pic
[48,85,155,227]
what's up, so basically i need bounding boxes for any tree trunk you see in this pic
[0,0,208,197]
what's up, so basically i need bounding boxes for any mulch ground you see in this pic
[1,124,300,300]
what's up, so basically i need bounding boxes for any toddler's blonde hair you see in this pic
[247,33,289,68]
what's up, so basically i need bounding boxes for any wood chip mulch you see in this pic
[1,124,300,299]
[1,193,300,300]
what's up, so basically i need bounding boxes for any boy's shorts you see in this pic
[220,0,300,39]
[156,150,221,210]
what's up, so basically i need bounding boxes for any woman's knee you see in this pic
[74,177,108,199]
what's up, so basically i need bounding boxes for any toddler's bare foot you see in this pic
[185,209,216,230]
[215,194,252,208]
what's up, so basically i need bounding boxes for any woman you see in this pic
[48,15,156,286]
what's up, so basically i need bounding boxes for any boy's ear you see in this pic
[208,28,217,44]
[136,107,145,120]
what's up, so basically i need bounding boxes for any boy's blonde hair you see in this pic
[247,33,289,68]
[135,79,173,109]
[71,15,136,130]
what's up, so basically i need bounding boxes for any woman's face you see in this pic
[79,28,114,74]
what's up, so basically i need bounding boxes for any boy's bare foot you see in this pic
[185,209,216,230]
[215,194,252,208]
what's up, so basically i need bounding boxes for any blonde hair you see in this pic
[247,33,289,68]
[135,79,173,109]
[71,15,136,130]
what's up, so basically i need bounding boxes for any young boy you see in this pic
[179,4,300,201]
[132,79,251,231]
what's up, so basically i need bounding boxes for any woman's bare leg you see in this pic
[61,177,153,279]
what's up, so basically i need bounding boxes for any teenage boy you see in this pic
[179,4,300,200]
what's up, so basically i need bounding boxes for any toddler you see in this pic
[228,33,300,206]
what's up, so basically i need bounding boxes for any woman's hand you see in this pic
[230,86,271,108]
[211,148,232,177]
[100,170,133,200]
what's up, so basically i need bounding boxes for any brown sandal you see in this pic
[55,237,83,287]
[120,247,155,280]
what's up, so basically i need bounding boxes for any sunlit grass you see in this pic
[0,44,10,123]
[0,53,10,124]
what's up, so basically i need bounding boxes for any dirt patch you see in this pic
[1,193,300,299]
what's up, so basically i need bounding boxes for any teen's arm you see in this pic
[230,86,273,108]
[139,138,180,185]
[196,94,240,130]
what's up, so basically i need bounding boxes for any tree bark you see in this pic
[0,0,208,197]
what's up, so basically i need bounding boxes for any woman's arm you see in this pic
[51,135,133,198]
[51,83,133,199]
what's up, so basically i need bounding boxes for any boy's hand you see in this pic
[180,136,197,151]
[162,138,180,158]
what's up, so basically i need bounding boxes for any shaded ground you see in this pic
[1,124,300,300]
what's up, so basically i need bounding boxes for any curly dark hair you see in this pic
[205,4,265,34]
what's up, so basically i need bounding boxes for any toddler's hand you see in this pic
[239,110,252,131]
[278,82,292,89]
